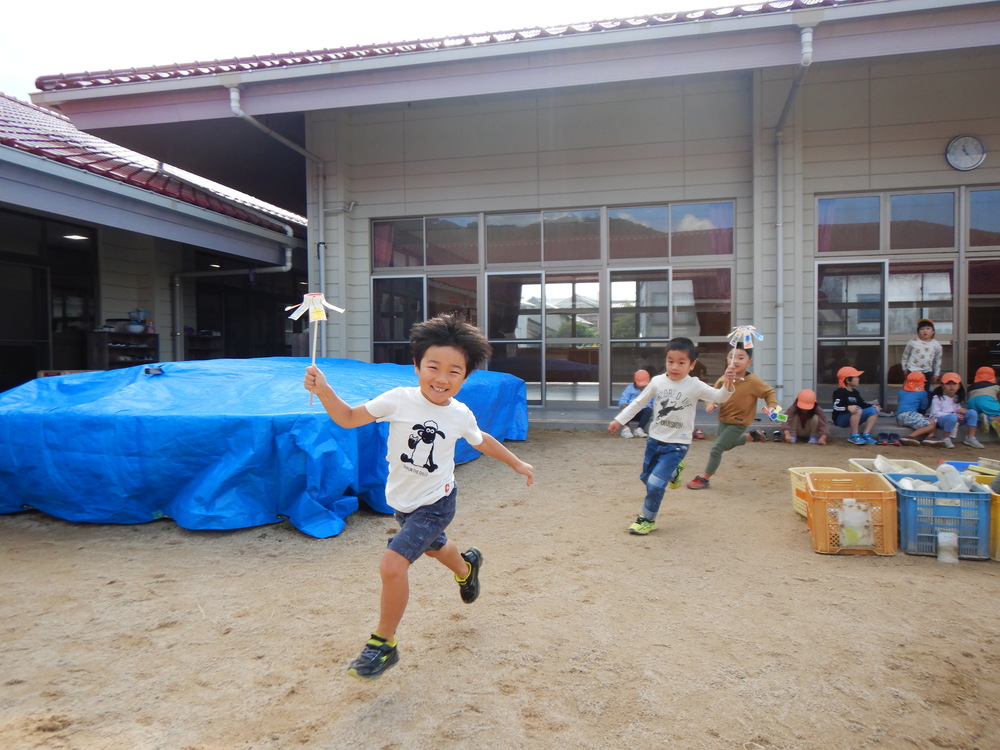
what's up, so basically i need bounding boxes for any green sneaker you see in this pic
[668,460,686,490]
[347,635,399,679]
[628,516,657,535]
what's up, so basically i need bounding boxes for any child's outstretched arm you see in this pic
[475,432,534,486]
[303,365,377,429]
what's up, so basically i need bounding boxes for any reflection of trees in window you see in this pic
[426,217,478,265]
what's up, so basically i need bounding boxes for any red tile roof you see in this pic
[34,0,874,92]
[0,93,305,233]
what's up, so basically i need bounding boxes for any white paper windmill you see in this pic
[285,292,345,403]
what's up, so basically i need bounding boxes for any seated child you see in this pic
[928,372,982,449]
[616,369,653,438]
[780,389,829,445]
[895,372,940,446]
[831,366,881,445]
[968,366,1000,435]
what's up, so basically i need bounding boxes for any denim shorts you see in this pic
[387,485,457,563]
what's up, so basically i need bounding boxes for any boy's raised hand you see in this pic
[304,364,329,394]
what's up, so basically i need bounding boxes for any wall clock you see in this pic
[945,135,986,171]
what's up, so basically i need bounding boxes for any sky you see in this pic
[1,0,709,101]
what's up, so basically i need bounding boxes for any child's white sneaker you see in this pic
[633,427,646,438]
[963,436,984,448]
[942,437,954,449]
[620,426,634,438]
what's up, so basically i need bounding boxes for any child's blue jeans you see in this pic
[639,439,689,521]
[935,411,978,433]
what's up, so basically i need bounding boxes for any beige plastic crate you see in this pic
[788,467,847,518]
[849,457,934,475]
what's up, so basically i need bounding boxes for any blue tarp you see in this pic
[0,357,528,538]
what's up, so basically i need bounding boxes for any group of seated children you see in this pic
[617,360,997,452]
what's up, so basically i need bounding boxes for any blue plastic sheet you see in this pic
[0,357,528,538]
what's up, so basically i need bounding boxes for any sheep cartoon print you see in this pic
[401,420,445,472]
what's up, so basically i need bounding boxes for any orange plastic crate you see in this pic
[804,472,898,556]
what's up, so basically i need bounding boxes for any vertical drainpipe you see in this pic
[773,25,814,405]
[228,86,330,354]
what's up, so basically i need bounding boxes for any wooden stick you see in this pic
[309,323,319,405]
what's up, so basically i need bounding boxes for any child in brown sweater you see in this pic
[685,343,777,490]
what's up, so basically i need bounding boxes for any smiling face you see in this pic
[664,349,697,382]
[414,345,468,405]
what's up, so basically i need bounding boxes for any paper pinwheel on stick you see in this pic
[728,324,763,349]
[286,292,345,403]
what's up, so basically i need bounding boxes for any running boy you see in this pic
[685,342,777,490]
[609,337,737,535]
[304,314,534,679]
[831,366,881,445]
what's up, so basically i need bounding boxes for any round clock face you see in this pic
[946,135,986,171]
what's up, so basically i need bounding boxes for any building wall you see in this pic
[308,45,1000,402]
[99,228,186,361]
[310,73,757,360]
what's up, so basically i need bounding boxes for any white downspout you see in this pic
[773,25,814,405]
[228,86,332,355]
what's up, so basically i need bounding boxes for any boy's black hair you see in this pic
[665,336,698,361]
[409,313,492,375]
[731,341,753,359]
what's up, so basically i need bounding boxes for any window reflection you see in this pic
[670,203,734,256]
[890,193,954,249]
[486,213,541,264]
[372,219,423,268]
[609,206,669,260]
[817,264,883,337]
[426,216,478,265]
[817,196,879,253]
[543,210,600,262]
[970,190,1000,247]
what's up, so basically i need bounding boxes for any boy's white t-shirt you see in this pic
[365,386,484,513]
[614,373,732,444]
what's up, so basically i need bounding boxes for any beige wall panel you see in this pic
[403,110,538,161]
[346,121,406,164]
[801,79,871,132]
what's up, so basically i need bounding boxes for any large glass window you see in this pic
[967,259,1000,379]
[886,262,953,385]
[609,206,669,260]
[543,210,600,262]
[970,190,1000,247]
[427,276,477,324]
[426,216,478,265]
[486,213,541,264]
[372,219,423,268]
[889,193,954,250]
[817,264,884,338]
[817,196,880,253]
[670,203,734,256]
[372,277,423,363]
[487,273,542,403]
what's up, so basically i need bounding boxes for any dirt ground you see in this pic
[2,429,999,750]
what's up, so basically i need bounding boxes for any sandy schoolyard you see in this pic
[2,429,999,749]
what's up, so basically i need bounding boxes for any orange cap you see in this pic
[837,366,864,387]
[634,369,651,387]
[975,366,997,384]
[795,389,816,410]
[903,371,926,392]
[940,372,962,385]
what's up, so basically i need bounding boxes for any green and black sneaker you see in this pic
[347,634,399,679]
